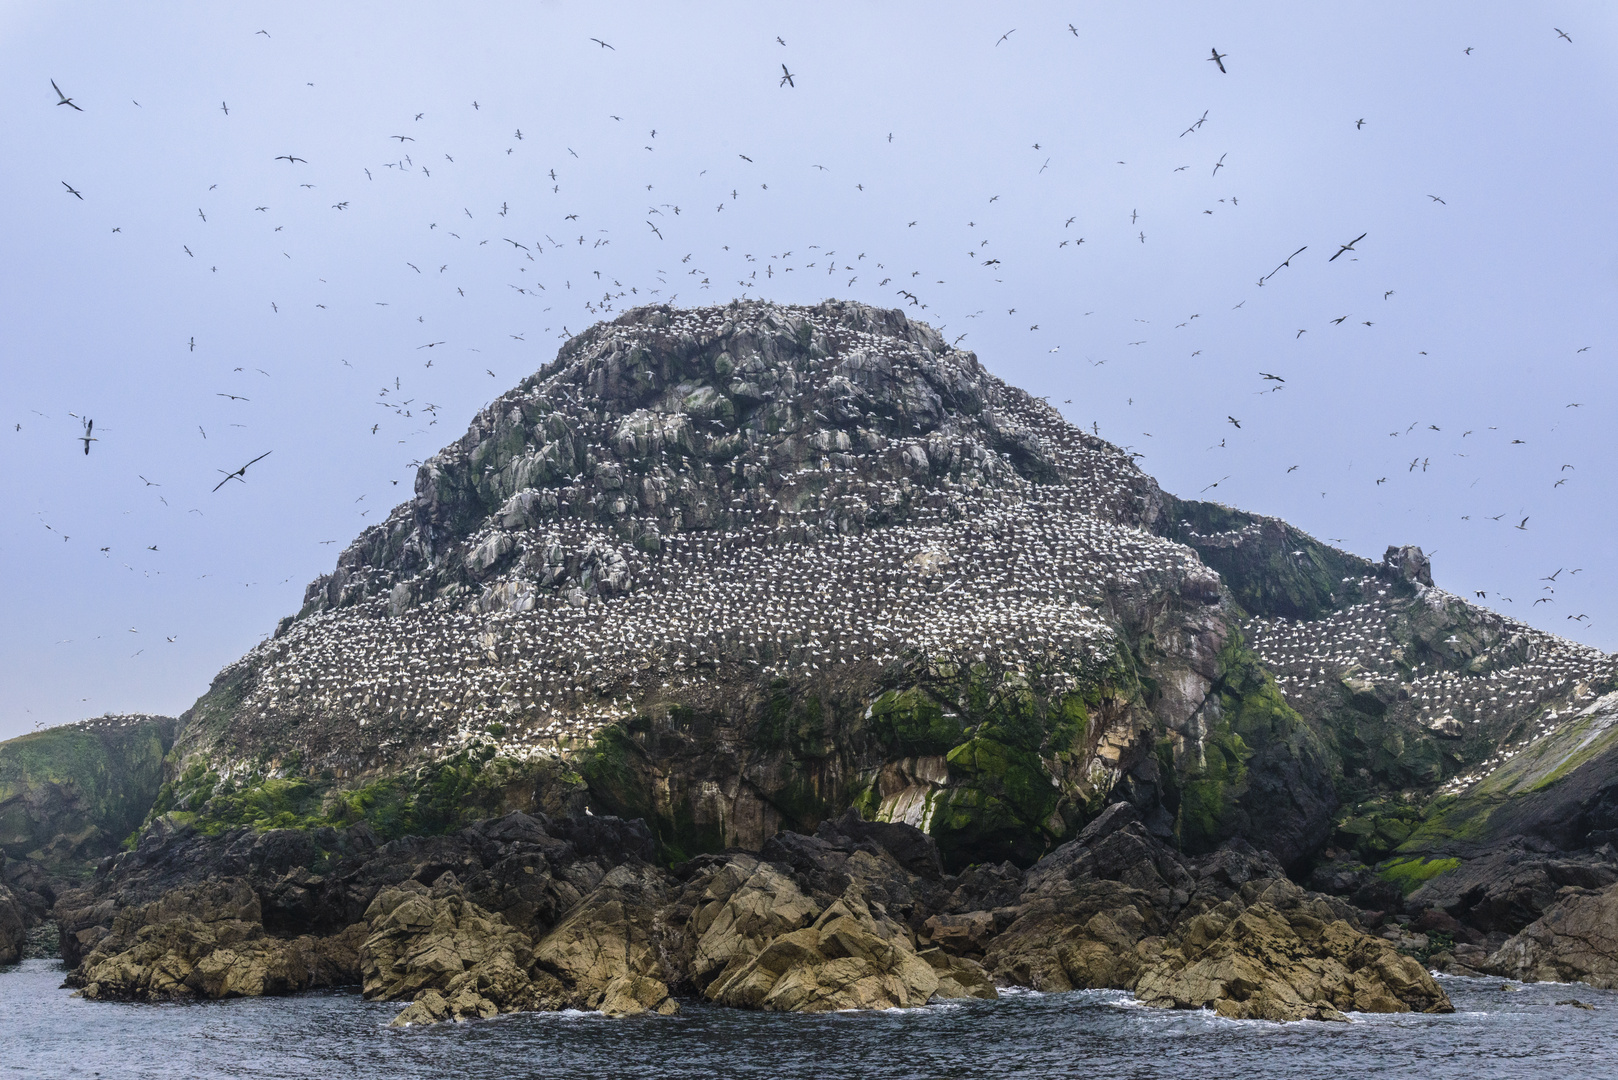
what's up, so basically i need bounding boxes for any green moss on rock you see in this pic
[867,689,960,757]
[1377,855,1461,895]
[1170,632,1334,863]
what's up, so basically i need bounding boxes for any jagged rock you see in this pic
[684,856,822,989]
[981,879,1163,992]
[702,884,966,1011]
[529,863,677,1016]
[815,807,944,879]
[1484,882,1618,989]
[363,876,570,1026]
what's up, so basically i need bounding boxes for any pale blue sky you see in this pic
[3,2,1615,736]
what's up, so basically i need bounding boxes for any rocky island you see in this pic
[5,301,1614,1024]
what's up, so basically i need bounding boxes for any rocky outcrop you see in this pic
[969,805,1448,1020]
[679,853,992,1012]
[74,879,364,1000]
[1484,882,1618,989]
[31,303,1618,1017]
[54,801,1450,1025]
[1133,891,1447,1021]
[527,862,677,1017]
[364,877,571,1026]
[75,299,1601,991]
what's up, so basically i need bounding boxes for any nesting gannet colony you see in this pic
[161,300,1616,870]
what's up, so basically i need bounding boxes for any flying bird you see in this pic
[590,37,614,49]
[779,65,795,87]
[1227,416,1241,428]
[62,181,83,199]
[79,418,96,454]
[212,451,272,492]
[1208,47,1227,73]
[1555,28,1572,42]
[51,79,83,111]
[996,29,1016,46]
[274,155,307,164]
[1329,233,1367,261]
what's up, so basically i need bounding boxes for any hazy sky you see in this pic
[4,2,1615,738]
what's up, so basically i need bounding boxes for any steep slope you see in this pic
[159,300,1616,901]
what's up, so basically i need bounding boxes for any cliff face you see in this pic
[0,714,176,871]
[152,301,1613,904]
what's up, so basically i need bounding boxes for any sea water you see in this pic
[3,959,1614,1079]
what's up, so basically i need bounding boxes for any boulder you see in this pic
[1484,883,1618,989]
[982,879,1164,991]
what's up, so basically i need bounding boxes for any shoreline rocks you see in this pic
[49,806,1457,1026]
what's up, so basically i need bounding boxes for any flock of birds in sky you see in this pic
[19,20,1607,718]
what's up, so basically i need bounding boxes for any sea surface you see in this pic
[3,959,1615,1080]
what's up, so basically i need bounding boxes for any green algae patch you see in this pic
[1331,797,1424,860]
[930,737,1062,867]
[1377,855,1461,895]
